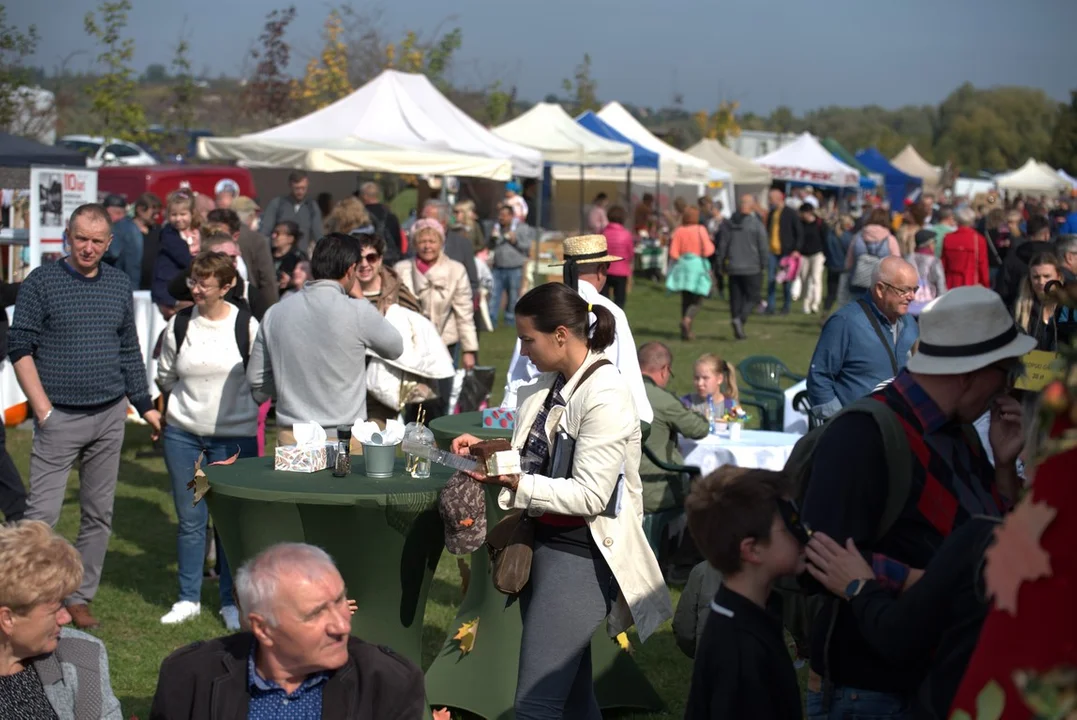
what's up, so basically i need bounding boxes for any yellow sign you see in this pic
[1015,350,1062,392]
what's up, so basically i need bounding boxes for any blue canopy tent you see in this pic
[856,147,921,203]
[576,111,659,169]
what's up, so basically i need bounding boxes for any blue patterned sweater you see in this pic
[8,260,152,415]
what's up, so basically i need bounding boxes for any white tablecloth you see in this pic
[783,379,809,435]
[679,430,801,476]
[0,290,168,414]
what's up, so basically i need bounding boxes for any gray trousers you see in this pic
[515,541,617,720]
[26,399,127,604]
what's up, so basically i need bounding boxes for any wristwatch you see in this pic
[844,578,869,600]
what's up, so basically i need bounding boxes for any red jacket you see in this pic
[941,226,990,289]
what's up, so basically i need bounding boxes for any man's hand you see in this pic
[158,304,176,321]
[144,409,163,441]
[462,352,476,371]
[33,402,53,426]
[988,395,1024,466]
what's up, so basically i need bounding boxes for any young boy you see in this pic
[683,466,807,719]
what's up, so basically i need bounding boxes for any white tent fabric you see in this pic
[199,69,542,180]
[686,138,772,185]
[954,177,996,199]
[995,158,1071,194]
[596,102,711,183]
[493,103,633,166]
[1058,168,1077,190]
[754,133,860,188]
[890,144,941,189]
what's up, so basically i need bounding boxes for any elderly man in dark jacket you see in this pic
[718,194,770,339]
[765,188,803,315]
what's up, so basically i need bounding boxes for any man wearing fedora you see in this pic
[800,285,1033,720]
[501,234,653,424]
[808,257,921,419]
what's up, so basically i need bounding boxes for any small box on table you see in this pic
[481,408,516,431]
[274,445,329,473]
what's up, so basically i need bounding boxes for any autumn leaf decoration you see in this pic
[1013,665,1077,719]
[614,632,634,654]
[186,449,240,506]
[453,618,479,655]
[949,679,1006,720]
[983,496,1057,616]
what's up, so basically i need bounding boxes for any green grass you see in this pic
[8,278,821,718]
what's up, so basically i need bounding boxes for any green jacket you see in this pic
[641,376,710,477]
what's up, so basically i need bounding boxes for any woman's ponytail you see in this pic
[587,305,616,352]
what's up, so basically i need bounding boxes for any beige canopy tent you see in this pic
[995,158,1071,195]
[686,138,772,199]
[890,145,941,192]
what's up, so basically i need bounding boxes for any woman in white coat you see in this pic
[452,282,672,719]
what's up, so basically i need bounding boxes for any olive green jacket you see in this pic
[640,376,709,477]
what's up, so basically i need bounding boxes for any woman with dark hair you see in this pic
[452,283,672,719]
[271,220,306,294]
[601,204,634,309]
[667,205,715,339]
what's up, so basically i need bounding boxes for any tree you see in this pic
[1047,91,1077,175]
[694,100,742,143]
[243,5,297,127]
[142,63,168,83]
[166,34,201,154]
[483,80,515,126]
[383,26,462,89]
[84,0,147,144]
[296,9,351,112]
[0,5,41,132]
[561,53,599,114]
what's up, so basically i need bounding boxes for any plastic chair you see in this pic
[792,390,823,431]
[736,356,806,430]
[736,394,776,431]
[639,445,700,564]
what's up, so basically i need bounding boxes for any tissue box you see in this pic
[481,408,516,431]
[275,444,329,473]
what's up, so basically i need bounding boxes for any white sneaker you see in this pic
[220,605,241,631]
[161,601,201,625]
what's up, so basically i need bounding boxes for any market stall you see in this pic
[856,146,922,204]
[995,158,1071,196]
[890,144,942,193]
[755,133,861,189]
[685,138,772,200]
[821,137,877,190]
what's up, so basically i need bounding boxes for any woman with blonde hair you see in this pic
[1013,252,1067,351]
[667,205,715,340]
[0,521,122,718]
[324,196,373,236]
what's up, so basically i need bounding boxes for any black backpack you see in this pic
[173,306,252,369]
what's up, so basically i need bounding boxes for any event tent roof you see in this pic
[890,144,941,189]
[757,133,860,188]
[576,111,658,169]
[856,147,922,201]
[596,102,710,183]
[821,138,876,189]
[685,138,772,186]
[492,103,633,166]
[1058,168,1077,191]
[199,70,541,180]
[0,132,85,167]
[995,158,1071,194]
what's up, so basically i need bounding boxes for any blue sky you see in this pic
[14,0,1077,113]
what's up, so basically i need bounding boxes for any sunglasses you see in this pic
[358,252,381,265]
[777,498,812,545]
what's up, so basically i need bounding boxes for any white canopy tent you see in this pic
[755,133,860,188]
[890,144,941,191]
[995,159,1071,195]
[1058,168,1077,191]
[199,70,542,180]
[593,102,711,184]
[492,103,633,166]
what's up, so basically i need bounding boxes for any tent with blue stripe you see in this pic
[576,111,659,169]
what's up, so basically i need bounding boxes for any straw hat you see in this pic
[549,234,623,267]
[905,286,1036,375]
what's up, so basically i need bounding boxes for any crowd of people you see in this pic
[0,164,1072,719]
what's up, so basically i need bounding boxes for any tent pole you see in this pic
[579,164,585,233]
[626,167,632,221]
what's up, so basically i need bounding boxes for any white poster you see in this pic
[28,166,98,270]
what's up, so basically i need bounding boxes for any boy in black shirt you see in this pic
[684,467,807,720]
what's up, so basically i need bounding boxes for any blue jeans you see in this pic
[490,266,523,328]
[766,253,792,311]
[162,425,257,606]
[807,687,913,720]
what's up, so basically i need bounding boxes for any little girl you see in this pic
[153,191,202,318]
[681,354,744,422]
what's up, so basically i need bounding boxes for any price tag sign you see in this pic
[1015,349,1062,392]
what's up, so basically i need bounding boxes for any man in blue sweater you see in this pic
[9,203,162,630]
[807,256,920,419]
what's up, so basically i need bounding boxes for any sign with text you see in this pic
[757,163,860,189]
[28,166,98,270]
[1015,349,1062,392]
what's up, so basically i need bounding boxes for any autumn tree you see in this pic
[169,33,201,143]
[561,53,599,114]
[84,0,147,144]
[1046,91,1077,175]
[693,100,742,143]
[243,6,297,127]
[383,27,462,88]
[296,10,352,113]
[0,5,40,132]
[483,80,516,126]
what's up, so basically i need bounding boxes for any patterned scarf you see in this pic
[518,374,567,475]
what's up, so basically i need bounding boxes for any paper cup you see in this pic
[362,443,397,478]
[729,423,742,441]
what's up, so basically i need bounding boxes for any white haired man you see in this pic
[149,543,425,719]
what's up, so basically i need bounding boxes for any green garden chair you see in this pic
[736,356,806,431]
[640,445,700,579]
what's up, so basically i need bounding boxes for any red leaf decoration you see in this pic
[983,496,1057,616]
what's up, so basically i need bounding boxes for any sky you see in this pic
[13,0,1077,114]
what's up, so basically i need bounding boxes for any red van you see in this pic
[96,165,257,205]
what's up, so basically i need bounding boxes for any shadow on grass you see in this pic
[118,695,153,719]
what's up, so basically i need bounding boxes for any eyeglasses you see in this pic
[358,252,381,265]
[186,277,220,292]
[881,281,920,298]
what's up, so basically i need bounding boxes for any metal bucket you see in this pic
[361,443,398,478]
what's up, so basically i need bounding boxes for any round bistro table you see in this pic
[424,415,663,719]
[203,455,450,668]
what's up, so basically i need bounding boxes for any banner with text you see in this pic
[28,166,98,270]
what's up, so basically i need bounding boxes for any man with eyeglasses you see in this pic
[808,256,920,420]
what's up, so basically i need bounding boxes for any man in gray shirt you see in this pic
[248,233,403,441]
[258,170,323,255]
[488,203,534,328]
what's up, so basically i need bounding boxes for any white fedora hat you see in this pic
[906,286,1036,375]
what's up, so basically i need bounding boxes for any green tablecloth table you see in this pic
[430,411,651,447]
[424,418,663,719]
[203,456,449,668]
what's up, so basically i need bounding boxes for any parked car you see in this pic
[57,134,159,167]
[145,126,216,163]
